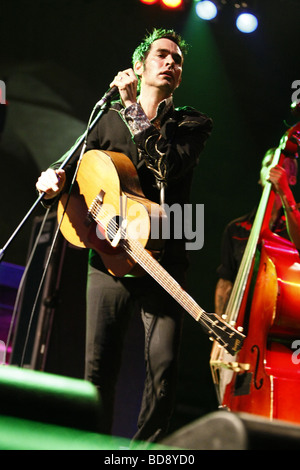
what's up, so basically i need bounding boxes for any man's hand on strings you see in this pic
[268,165,290,196]
[36,168,66,199]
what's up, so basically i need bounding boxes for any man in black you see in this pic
[36,28,212,442]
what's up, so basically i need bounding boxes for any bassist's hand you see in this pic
[268,164,290,196]
[36,168,66,199]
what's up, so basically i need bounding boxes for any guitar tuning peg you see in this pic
[237,326,244,332]
[221,314,227,320]
[209,337,214,342]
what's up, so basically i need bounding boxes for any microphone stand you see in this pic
[0,90,113,263]
[1,87,116,366]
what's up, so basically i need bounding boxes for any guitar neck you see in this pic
[122,236,205,321]
[121,235,244,355]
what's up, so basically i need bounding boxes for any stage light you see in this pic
[139,0,159,5]
[236,12,258,33]
[161,0,183,8]
[195,1,218,21]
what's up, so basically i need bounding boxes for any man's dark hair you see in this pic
[132,28,189,66]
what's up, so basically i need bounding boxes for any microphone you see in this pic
[95,86,119,108]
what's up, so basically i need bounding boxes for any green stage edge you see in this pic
[0,414,175,450]
[0,366,179,450]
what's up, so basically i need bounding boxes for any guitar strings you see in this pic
[88,199,239,349]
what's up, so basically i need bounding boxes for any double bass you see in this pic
[210,122,300,424]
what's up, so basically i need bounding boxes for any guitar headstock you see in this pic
[199,312,245,355]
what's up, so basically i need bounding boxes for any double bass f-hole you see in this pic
[251,344,263,390]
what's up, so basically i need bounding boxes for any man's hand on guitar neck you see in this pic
[36,168,66,200]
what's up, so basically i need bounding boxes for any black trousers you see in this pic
[85,264,184,442]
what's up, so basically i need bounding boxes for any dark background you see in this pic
[0,0,300,438]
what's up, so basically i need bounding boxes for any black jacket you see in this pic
[51,100,212,274]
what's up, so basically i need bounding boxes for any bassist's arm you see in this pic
[269,164,300,250]
[214,278,233,316]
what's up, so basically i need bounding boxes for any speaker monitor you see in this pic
[161,410,300,450]
[0,365,102,433]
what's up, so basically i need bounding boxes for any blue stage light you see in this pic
[195,1,218,21]
[236,12,258,33]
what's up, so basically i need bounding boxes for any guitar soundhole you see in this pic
[107,216,123,241]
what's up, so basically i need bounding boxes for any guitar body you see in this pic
[57,149,166,277]
[56,149,245,353]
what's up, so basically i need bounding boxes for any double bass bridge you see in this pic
[211,358,250,374]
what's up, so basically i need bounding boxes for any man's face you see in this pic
[135,38,183,95]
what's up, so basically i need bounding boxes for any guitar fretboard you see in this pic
[123,236,205,321]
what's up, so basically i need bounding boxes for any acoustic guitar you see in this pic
[57,149,244,355]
